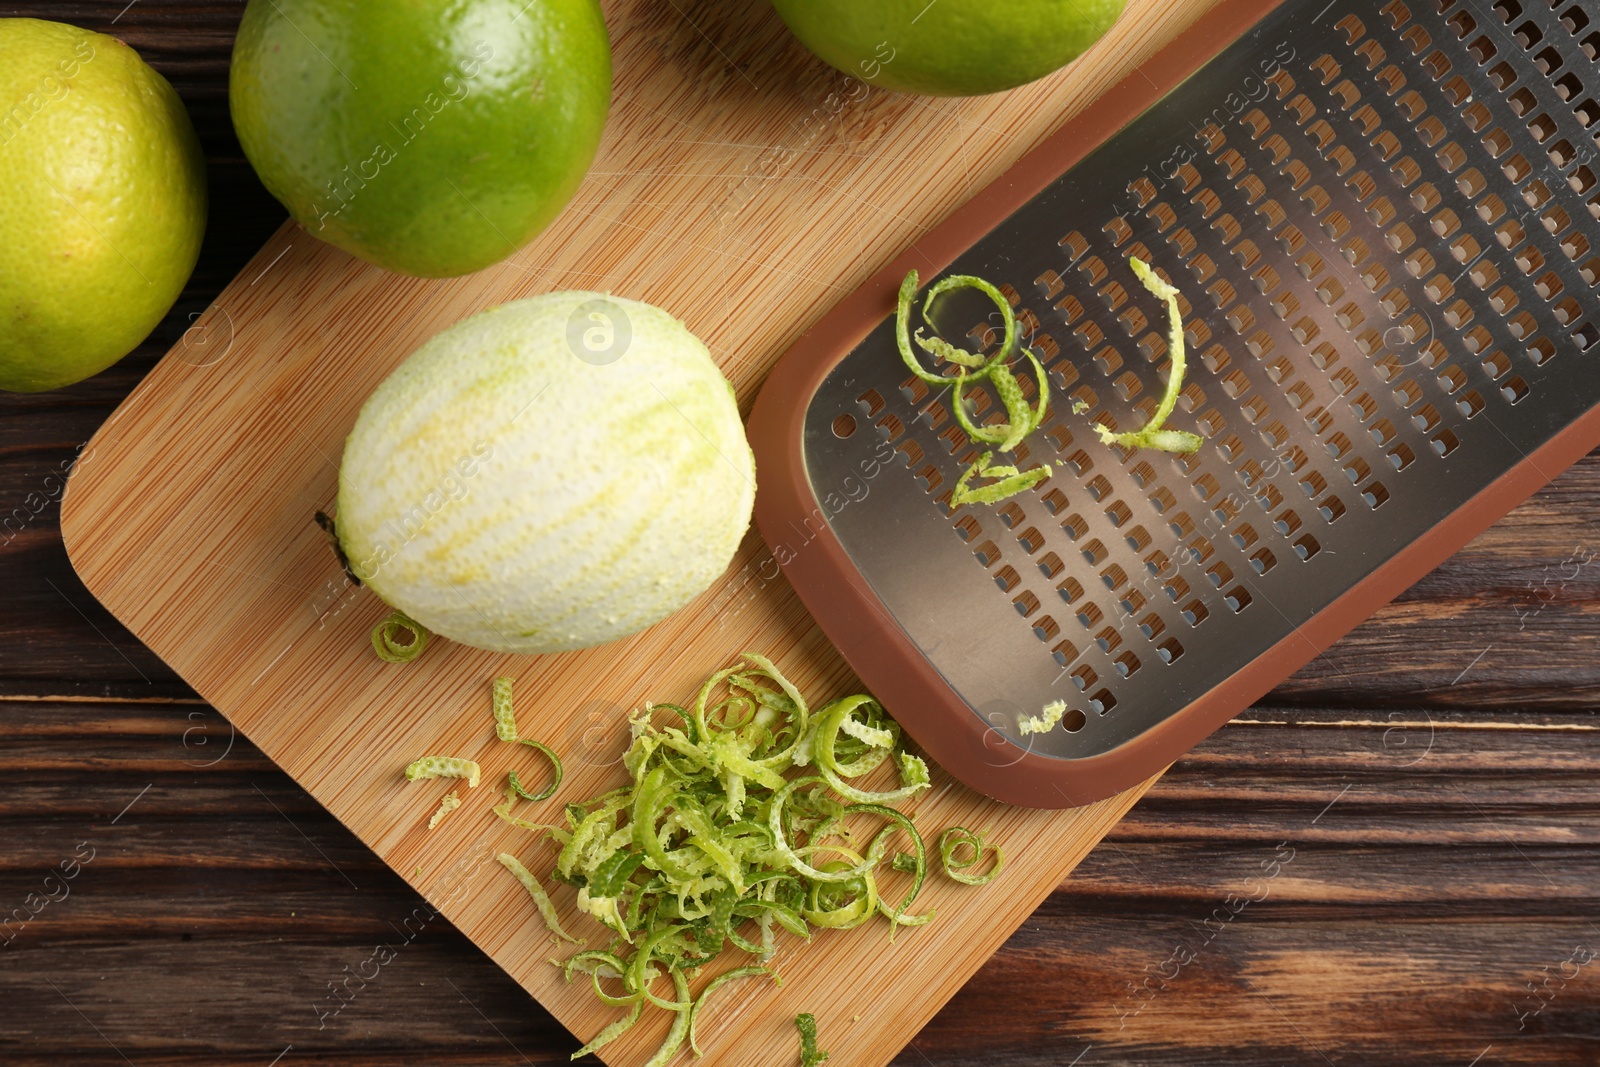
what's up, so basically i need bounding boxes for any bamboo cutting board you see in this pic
[61,1,1213,1062]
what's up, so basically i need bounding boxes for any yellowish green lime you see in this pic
[0,18,206,393]
[229,0,612,279]
[769,0,1129,97]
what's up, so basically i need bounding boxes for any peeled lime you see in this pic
[0,18,206,393]
[336,293,755,655]
[770,0,1129,97]
[230,0,612,279]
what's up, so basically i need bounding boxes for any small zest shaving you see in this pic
[796,1013,829,1067]
[498,853,583,944]
[427,790,462,830]
[1017,700,1067,737]
[493,676,518,741]
[896,270,1053,508]
[490,677,564,801]
[372,610,429,663]
[489,657,988,1065]
[405,756,480,789]
[1094,258,1203,454]
[938,828,1004,887]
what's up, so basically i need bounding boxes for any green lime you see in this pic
[0,18,206,393]
[230,0,612,279]
[769,0,1130,97]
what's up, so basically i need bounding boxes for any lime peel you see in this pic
[896,271,1053,508]
[1095,257,1203,454]
[1018,700,1067,737]
[405,756,480,789]
[427,790,462,830]
[372,611,429,663]
[951,452,1052,507]
[796,1012,829,1067]
[498,852,583,944]
[687,966,779,1056]
[490,677,563,801]
[938,827,1004,887]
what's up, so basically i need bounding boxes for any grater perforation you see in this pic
[751,0,1600,806]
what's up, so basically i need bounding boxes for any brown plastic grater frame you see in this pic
[750,0,1600,808]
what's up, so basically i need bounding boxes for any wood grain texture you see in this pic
[3,1,1598,1064]
[52,1,1215,1063]
[3,699,1597,1066]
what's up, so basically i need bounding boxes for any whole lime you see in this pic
[0,18,206,393]
[230,0,612,279]
[336,293,754,655]
[769,0,1129,96]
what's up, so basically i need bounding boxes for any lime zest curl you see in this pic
[896,271,1016,386]
[372,610,429,663]
[497,852,583,944]
[405,755,480,789]
[796,1012,829,1067]
[938,827,1004,887]
[1095,257,1203,454]
[951,451,1053,507]
[490,677,563,801]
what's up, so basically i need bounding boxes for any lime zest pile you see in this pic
[896,270,1053,508]
[490,676,563,801]
[796,1012,829,1067]
[938,827,1004,886]
[405,755,480,788]
[1095,258,1203,455]
[486,656,998,1065]
[428,789,462,830]
[372,610,430,663]
[1017,700,1066,737]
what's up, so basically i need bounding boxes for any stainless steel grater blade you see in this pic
[750,0,1600,808]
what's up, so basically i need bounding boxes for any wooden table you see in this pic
[4,3,1598,1064]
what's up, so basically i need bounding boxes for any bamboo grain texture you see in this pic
[56,1,1220,1061]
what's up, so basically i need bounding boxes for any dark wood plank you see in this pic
[2,698,1596,1065]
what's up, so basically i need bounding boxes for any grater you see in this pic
[748,0,1600,808]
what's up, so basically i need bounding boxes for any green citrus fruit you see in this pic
[230,0,612,279]
[769,0,1130,96]
[0,18,206,393]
